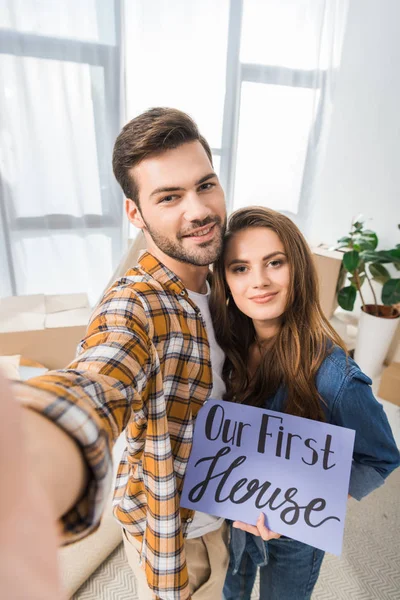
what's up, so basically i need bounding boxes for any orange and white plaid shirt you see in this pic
[16,252,214,600]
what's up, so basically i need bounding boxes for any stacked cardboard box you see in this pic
[311,246,344,319]
[0,293,92,370]
[378,363,400,406]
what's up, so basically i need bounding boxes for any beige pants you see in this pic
[122,522,230,600]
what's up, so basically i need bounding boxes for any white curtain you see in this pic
[0,0,123,304]
[123,0,349,237]
[1,0,349,302]
[123,0,231,214]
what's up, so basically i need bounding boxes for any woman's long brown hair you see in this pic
[210,207,347,421]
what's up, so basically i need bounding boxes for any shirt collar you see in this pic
[138,251,187,297]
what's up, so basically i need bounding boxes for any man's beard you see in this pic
[142,215,226,266]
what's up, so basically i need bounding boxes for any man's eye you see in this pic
[159,195,177,204]
[199,182,215,191]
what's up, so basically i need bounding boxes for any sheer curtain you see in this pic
[123,0,348,238]
[234,0,349,232]
[0,0,123,304]
[1,0,349,303]
[123,0,230,202]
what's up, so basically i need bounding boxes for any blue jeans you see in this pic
[223,534,325,600]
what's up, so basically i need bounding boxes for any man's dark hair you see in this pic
[112,107,213,207]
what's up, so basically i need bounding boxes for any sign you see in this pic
[181,399,355,555]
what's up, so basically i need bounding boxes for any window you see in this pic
[0,0,122,300]
[123,0,231,238]
[220,0,327,215]
[1,0,332,297]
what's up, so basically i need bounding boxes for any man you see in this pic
[11,108,229,600]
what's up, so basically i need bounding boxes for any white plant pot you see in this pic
[354,306,400,379]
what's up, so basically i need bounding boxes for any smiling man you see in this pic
[13,108,229,600]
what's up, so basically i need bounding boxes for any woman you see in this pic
[209,207,400,600]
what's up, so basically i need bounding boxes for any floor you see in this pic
[74,467,400,599]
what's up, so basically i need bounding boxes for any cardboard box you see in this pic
[378,362,400,406]
[385,317,400,365]
[0,293,92,370]
[311,246,344,319]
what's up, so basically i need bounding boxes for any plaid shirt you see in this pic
[16,252,213,600]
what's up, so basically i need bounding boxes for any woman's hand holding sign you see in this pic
[233,512,281,541]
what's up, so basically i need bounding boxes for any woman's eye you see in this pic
[232,266,248,273]
[269,259,283,268]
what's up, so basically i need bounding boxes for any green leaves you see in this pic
[338,286,357,311]
[362,230,379,250]
[369,263,390,284]
[352,230,378,252]
[390,247,400,260]
[360,250,395,263]
[335,228,378,252]
[336,236,352,250]
[352,220,364,232]
[382,279,400,305]
[336,219,399,312]
[343,250,359,273]
[348,274,365,288]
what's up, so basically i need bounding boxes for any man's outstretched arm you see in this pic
[13,285,151,543]
[22,407,88,519]
[0,374,65,599]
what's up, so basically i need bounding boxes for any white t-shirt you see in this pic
[185,281,226,539]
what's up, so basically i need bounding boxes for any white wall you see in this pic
[308,0,400,249]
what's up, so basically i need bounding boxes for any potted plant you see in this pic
[336,220,400,378]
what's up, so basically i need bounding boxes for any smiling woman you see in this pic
[210,206,345,417]
[224,228,290,340]
[209,206,400,600]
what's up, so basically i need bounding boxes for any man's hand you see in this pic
[0,372,64,599]
[233,512,282,541]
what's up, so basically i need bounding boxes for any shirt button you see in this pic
[186,517,193,523]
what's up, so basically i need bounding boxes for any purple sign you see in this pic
[181,399,355,555]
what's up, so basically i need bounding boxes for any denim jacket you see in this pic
[230,346,400,572]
